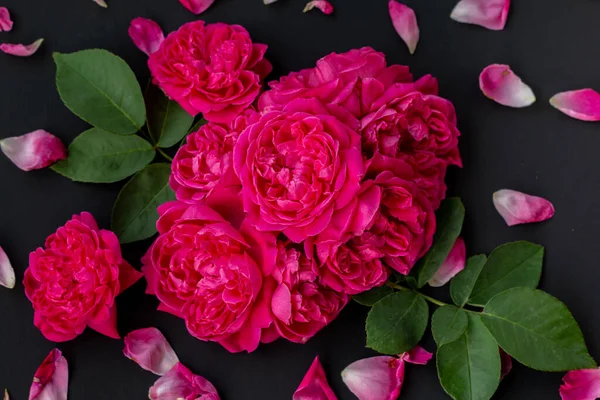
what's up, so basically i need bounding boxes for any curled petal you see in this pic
[493,189,555,226]
[124,328,179,376]
[303,1,334,14]
[500,349,512,380]
[428,237,466,287]
[3,389,8,400]
[178,0,215,14]
[129,18,164,56]
[264,0,279,3]
[0,39,44,57]
[388,0,419,54]
[29,349,68,400]
[560,368,600,400]
[293,356,338,400]
[93,0,108,7]
[0,7,13,32]
[479,64,535,107]
[0,130,66,171]
[550,89,600,122]
[149,362,220,400]
[450,0,510,31]
[0,246,15,289]
[401,346,433,365]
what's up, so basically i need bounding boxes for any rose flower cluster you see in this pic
[142,21,461,352]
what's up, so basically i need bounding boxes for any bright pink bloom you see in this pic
[293,356,338,400]
[560,368,600,400]
[149,362,220,400]
[129,18,164,56]
[179,0,215,14]
[124,328,179,375]
[428,237,466,287]
[0,39,44,56]
[303,1,334,14]
[493,189,555,226]
[0,130,66,171]
[29,349,68,400]
[0,246,15,289]
[451,0,510,30]
[148,21,271,123]
[550,89,600,122]
[479,64,535,108]
[24,212,142,342]
[388,0,419,54]
[0,7,13,31]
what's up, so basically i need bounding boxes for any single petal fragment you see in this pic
[29,349,68,400]
[149,362,220,400]
[93,0,108,7]
[178,0,215,14]
[500,349,512,380]
[3,389,8,400]
[479,64,535,107]
[429,237,466,287]
[0,130,66,171]
[388,0,419,54]
[303,1,334,14]
[0,246,15,289]
[560,368,600,400]
[0,39,44,57]
[124,327,179,376]
[450,0,510,31]
[0,7,14,32]
[550,89,600,122]
[129,18,164,56]
[401,346,433,365]
[493,189,555,226]
[293,356,338,400]
[264,0,279,3]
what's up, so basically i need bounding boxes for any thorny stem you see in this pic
[386,282,448,307]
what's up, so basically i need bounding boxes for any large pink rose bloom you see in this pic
[24,212,142,342]
[234,98,365,242]
[148,21,272,123]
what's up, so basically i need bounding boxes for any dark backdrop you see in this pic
[1,0,600,399]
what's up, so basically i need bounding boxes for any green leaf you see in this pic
[52,128,155,183]
[411,198,465,288]
[353,286,394,307]
[432,305,469,346]
[437,313,501,400]
[54,50,145,135]
[145,83,194,148]
[366,291,428,355]
[450,255,487,307]
[481,288,596,372]
[111,164,175,244]
[468,242,544,306]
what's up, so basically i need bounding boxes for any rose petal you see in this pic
[0,246,15,289]
[388,0,419,54]
[303,1,334,15]
[88,304,120,339]
[401,346,433,365]
[178,0,215,14]
[264,0,279,3]
[479,64,535,107]
[450,0,510,31]
[129,18,164,56]
[149,362,220,400]
[550,89,600,122]
[500,349,512,380]
[29,349,68,400]
[124,328,179,376]
[293,356,338,400]
[493,189,555,226]
[0,7,13,32]
[0,130,66,171]
[93,0,108,7]
[560,368,600,400]
[3,389,9,400]
[428,237,466,287]
[0,39,44,57]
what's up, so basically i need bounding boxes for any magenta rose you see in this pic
[148,21,272,123]
[24,212,142,342]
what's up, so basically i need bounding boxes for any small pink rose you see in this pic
[0,7,13,32]
[428,237,466,287]
[303,1,334,15]
[179,0,215,14]
[29,349,68,400]
[293,356,338,400]
[149,362,220,400]
[0,38,44,57]
[479,64,535,108]
[388,0,419,54]
[560,368,600,400]
[129,18,164,56]
[451,0,510,31]
[493,189,555,226]
[550,89,600,122]
[0,246,15,289]
[1,130,66,171]
[124,328,179,376]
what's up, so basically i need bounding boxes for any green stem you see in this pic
[386,282,448,307]
[156,147,173,162]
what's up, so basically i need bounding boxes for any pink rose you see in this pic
[24,212,142,342]
[148,21,272,123]
[233,98,365,242]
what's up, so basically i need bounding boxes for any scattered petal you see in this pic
[0,39,44,57]
[500,349,512,380]
[29,349,68,400]
[0,130,66,171]
[178,0,215,14]
[129,18,164,56]
[479,64,535,107]
[560,368,600,400]
[429,237,466,287]
[388,0,419,54]
[303,1,334,14]
[402,346,433,365]
[0,7,13,32]
[0,246,15,289]
[149,362,220,400]
[264,0,279,3]
[124,328,179,376]
[450,0,510,31]
[93,0,108,8]
[3,389,8,400]
[550,89,600,122]
[493,189,555,226]
[293,356,338,400]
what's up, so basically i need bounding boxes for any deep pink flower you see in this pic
[148,21,271,123]
[0,130,66,171]
[24,212,142,342]
[560,368,600,400]
[293,356,338,400]
[29,349,68,400]
[149,362,220,400]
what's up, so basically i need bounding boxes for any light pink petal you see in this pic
[124,328,179,376]
[550,89,600,122]
[450,0,510,30]
[93,0,108,7]
[428,237,466,287]
[388,0,419,54]
[149,362,220,400]
[293,356,338,400]
[178,0,215,14]
[303,1,334,14]
[479,64,535,107]
[3,389,8,400]
[493,189,555,226]
[129,18,164,56]
[264,0,279,3]
[0,39,44,57]
[342,356,404,400]
[0,246,15,289]
[560,368,600,400]
[500,349,512,380]
[1,130,66,171]
[29,349,68,400]
[0,7,13,32]
[401,346,433,365]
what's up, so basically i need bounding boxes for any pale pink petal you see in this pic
[500,349,512,380]
[264,0,279,3]
[1,130,66,171]
[0,7,13,32]
[450,0,510,30]
[388,0,419,54]
[93,0,108,7]
[178,0,215,14]
[0,246,15,289]
[493,189,555,226]
[560,368,600,400]
[293,356,338,400]
[0,39,44,57]
[550,89,600,122]
[29,349,68,400]
[3,389,9,400]
[428,237,466,287]
[124,328,179,376]
[479,64,535,107]
[401,346,433,365]
[303,1,334,14]
[149,362,220,400]
[129,18,164,56]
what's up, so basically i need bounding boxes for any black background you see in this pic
[1,0,599,399]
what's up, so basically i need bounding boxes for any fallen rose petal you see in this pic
[3,389,8,400]
[264,0,278,3]
[149,362,220,400]
[29,349,68,400]
[0,39,44,57]
[0,7,13,32]
[500,349,512,380]
[0,130,66,171]
[450,0,510,31]
[402,346,433,365]
[0,246,15,289]
[179,0,215,14]
[303,1,334,14]
[560,368,600,400]
[493,189,555,226]
[129,17,164,56]
[93,0,108,7]
[388,0,419,54]
[124,328,179,376]
[550,89,600,122]
[428,237,466,287]
[293,356,337,400]
[479,64,535,107]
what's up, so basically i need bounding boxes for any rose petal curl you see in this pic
[0,39,44,57]
[29,349,68,400]
[450,0,510,30]
[388,0,419,54]
[149,362,220,400]
[493,189,555,226]
[0,130,66,171]
[0,7,13,32]
[550,89,600,122]
[129,18,164,56]
[429,237,466,287]
[303,1,334,14]
[560,368,600,400]
[178,0,215,14]
[124,327,179,376]
[479,64,535,107]
[0,246,15,289]
[293,356,337,400]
